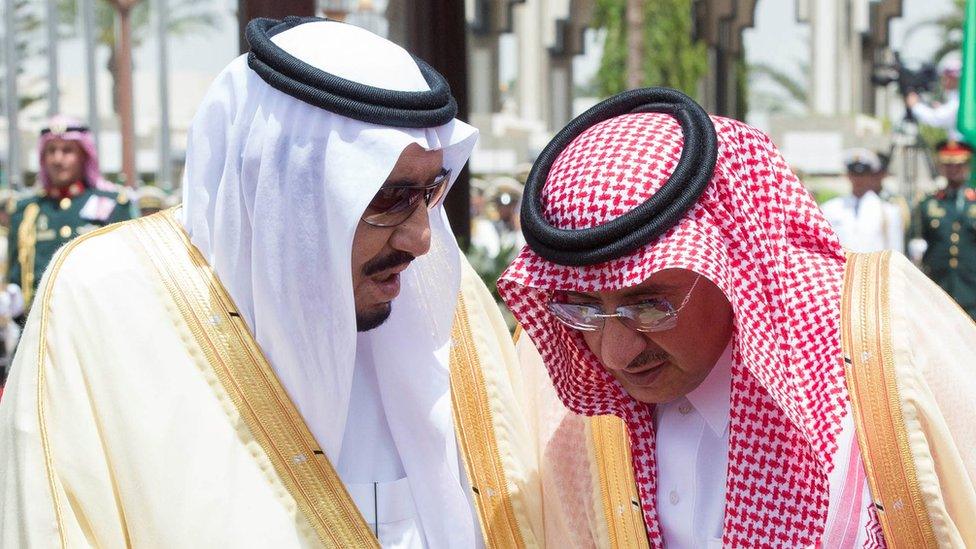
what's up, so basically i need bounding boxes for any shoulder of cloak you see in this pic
[841,250,976,547]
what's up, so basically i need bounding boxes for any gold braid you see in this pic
[18,203,40,308]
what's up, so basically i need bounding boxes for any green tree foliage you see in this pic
[592,0,707,97]
[905,0,966,63]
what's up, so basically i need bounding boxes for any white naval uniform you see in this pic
[820,191,905,253]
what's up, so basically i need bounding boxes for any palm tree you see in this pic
[904,0,966,64]
[748,60,809,114]
[625,0,643,89]
[59,0,221,185]
[593,0,707,98]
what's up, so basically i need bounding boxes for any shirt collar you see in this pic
[684,340,732,436]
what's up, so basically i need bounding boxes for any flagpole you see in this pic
[958,0,976,185]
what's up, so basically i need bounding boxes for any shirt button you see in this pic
[669,490,679,505]
[677,402,692,415]
[59,197,71,210]
[951,233,960,243]
[59,225,72,238]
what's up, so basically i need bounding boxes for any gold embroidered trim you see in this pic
[841,251,937,548]
[132,209,377,548]
[450,296,525,548]
[35,221,127,548]
[18,202,40,307]
[590,414,649,549]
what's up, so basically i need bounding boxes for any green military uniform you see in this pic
[913,185,976,319]
[6,184,132,309]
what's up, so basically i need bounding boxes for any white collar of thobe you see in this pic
[680,340,733,437]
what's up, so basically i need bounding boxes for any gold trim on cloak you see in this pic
[133,209,379,548]
[590,415,649,549]
[451,297,527,548]
[841,251,938,548]
[36,221,128,549]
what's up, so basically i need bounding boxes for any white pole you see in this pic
[4,0,21,189]
[45,0,59,115]
[81,0,99,150]
[155,0,171,190]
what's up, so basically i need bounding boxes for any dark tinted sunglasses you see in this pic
[362,168,452,227]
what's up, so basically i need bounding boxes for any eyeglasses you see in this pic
[362,168,452,227]
[546,275,701,333]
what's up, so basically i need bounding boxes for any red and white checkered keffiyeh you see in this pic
[498,113,881,547]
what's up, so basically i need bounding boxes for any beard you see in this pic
[355,250,415,332]
[356,302,392,332]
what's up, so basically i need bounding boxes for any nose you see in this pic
[390,203,432,258]
[597,316,647,372]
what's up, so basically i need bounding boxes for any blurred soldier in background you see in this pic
[820,148,906,253]
[489,176,525,252]
[136,185,169,217]
[469,177,500,257]
[3,116,132,320]
[911,140,976,319]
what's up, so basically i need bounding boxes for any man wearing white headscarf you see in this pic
[0,17,546,547]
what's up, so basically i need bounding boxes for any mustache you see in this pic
[626,350,669,371]
[362,250,416,277]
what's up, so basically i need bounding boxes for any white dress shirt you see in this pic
[654,343,733,549]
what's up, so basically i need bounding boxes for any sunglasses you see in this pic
[361,168,452,227]
[547,275,701,333]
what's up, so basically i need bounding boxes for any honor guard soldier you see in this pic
[911,140,976,319]
[821,148,906,253]
[5,116,133,315]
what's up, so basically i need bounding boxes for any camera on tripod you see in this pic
[871,51,939,96]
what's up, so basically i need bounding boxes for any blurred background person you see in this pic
[136,185,169,217]
[820,148,906,253]
[906,54,963,142]
[4,115,133,320]
[0,190,19,390]
[910,140,976,319]
[469,177,500,258]
[489,176,525,252]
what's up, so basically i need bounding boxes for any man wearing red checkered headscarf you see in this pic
[500,89,976,547]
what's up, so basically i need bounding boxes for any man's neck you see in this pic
[47,180,86,199]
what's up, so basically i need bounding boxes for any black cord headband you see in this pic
[40,125,89,136]
[245,16,457,128]
[521,87,718,267]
